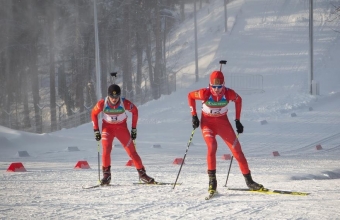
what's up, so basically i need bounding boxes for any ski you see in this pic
[205,191,218,200]
[228,188,310,196]
[82,184,117,189]
[132,181,182,186]
[83,182,182,189]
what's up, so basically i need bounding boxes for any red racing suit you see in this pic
[91,96,144,169]
[188,86,250,174]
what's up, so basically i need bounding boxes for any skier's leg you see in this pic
[100,126,114,185]
[101,126,114,167]
[201,118,218,192]
[219,119,263,190]
[116,126,155,183]
[116,125,144,169]
[202,126,218,171]
[218,119,250,174]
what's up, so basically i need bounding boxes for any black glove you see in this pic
[192,115,200,129]
[94,129,101,141]
[131,128,137,140]
[235,119,244,134]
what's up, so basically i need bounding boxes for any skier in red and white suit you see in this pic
[188,71,263,192]
[91,84,155,185]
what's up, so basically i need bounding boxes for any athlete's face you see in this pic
[211,84,223,95]
[108,96,120,105]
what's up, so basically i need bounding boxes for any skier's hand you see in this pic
[235,119,244,134]
[94,129,101,141]
[131,128,137,140]
[192,115,200,129]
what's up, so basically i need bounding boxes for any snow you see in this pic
[1,0,340,219]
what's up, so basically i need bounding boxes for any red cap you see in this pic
[209,71,224,85]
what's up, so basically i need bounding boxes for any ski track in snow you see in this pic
[1,155,340,219]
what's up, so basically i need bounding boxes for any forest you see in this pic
[0,0,206,133]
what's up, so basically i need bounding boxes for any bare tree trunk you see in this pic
[28,31,41,133]
[136,32,143,103]
[180,0,185,22]
[97,3,107,100]
[99,31,108,98]
[84,32,96,108]
[84,33,95,109]
[22,63,31,129]
[4,1,13,128]
[145,30,154,94]
[29,43,41,133]
[154,0,163,99]
[74,1,85,113]
[47,2,57,132]
[122,3,132,100]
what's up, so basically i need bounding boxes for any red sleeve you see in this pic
[225,88,242,120]
[188,88,208,116]
[91,99,105,130]
[123,99,138,128]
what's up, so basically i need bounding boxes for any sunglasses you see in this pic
[211,85,223,89]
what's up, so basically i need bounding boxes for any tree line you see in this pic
[0,0,206,133]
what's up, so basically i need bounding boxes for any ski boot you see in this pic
[137,168,155,184]
[243,171,263,190]
[208,170,217,194]
[100,166,111,185]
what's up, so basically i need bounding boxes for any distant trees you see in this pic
[0,0,190,133]
[329,2,340,33]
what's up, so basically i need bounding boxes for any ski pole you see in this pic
[173,129,196,189]
[133,140,137,150]
[97,141,101,183]
[224,156,233,187]
[223,133,239,187]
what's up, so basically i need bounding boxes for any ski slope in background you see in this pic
[1,0,340,219]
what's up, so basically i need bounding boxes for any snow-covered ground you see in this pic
[1,0,340,219]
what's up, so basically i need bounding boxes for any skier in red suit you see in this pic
[91,84,155,185]
[188,70,263,193]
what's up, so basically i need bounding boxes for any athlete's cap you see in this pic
[108,84,121,98]
[210,71,224,85]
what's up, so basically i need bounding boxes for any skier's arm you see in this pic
[123,99,138,128]
[91,99,104,130]
[188,89,205,116]
[226,89,242,120]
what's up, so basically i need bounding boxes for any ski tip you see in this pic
[155,181,182,186]
[82,185,100,189]
[82,184,116,189]
[205,194,216,200]
[227,187,310,195]
[205,191,218,200]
